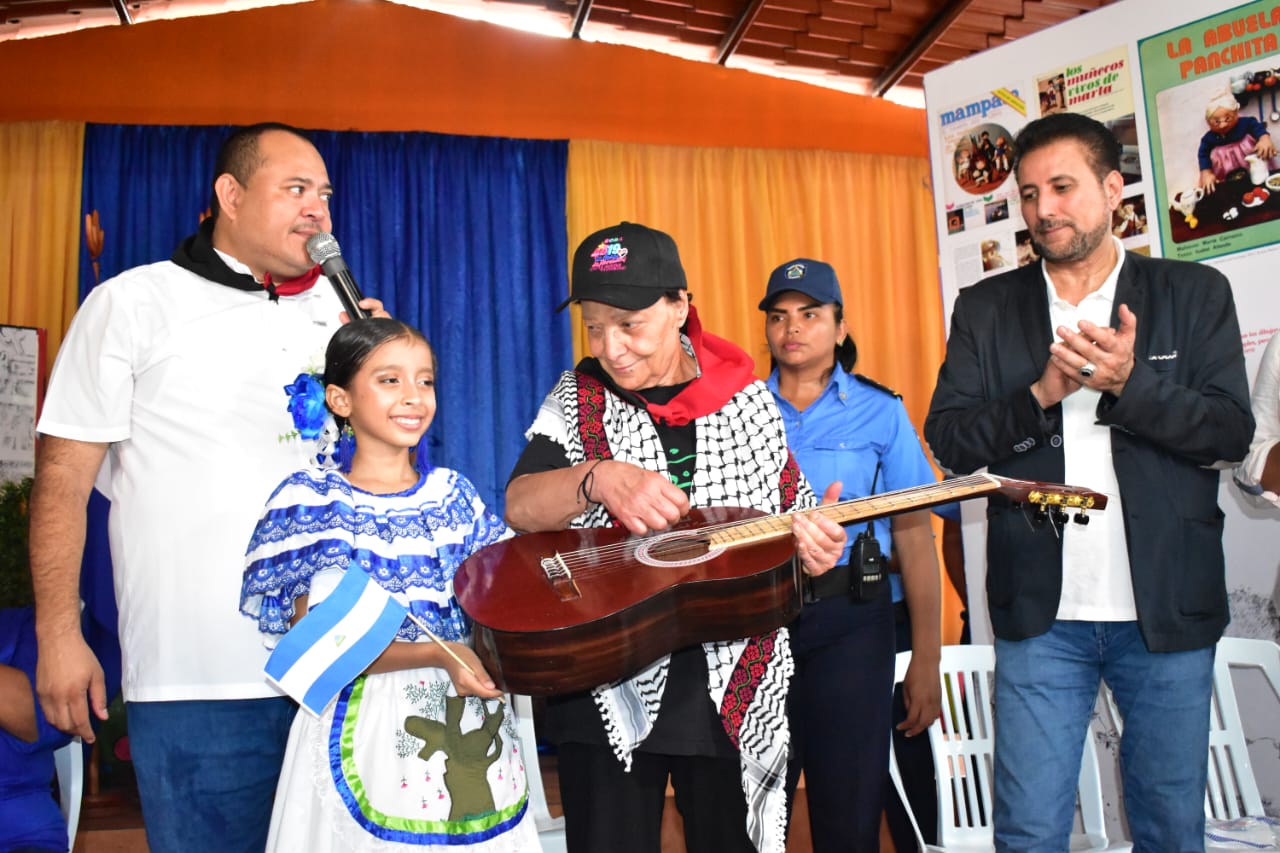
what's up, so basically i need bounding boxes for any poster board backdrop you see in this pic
[0,325,44,484]
[924,0,1280,826]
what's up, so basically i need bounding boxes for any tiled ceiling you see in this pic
[0,0,1117,105]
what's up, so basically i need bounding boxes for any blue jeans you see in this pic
[128,697,296,853]
[993,621,1213,853]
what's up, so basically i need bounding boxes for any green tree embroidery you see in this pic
[404,696,506,821]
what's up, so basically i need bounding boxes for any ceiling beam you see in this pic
[715,0,768,65]
[870,0,975,97]
[0,0,127,22]
[0,0,103,19]
[570,0,593,38]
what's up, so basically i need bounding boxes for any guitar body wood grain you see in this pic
[454,506,800,695]
[456,474,1108,695]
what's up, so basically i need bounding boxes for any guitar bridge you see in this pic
[540,553,581,601]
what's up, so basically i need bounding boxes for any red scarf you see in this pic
[263,265,322,297]
[643,305,757,426]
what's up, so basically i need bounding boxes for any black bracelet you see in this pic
[576,460,604,506]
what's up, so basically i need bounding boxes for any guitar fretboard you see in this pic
[706,474,1002,549]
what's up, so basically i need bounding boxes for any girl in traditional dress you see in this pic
[241,318,540,852]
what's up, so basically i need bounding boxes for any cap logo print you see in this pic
[784,262,806,280]
[590,237,629,273]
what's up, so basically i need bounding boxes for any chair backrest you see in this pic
[1101,636,1280,822]
[511,694,567,853]
[1204,636,1280,820]
[889,646,1113,851]
[927,644,998,849]
[53,737,82,851]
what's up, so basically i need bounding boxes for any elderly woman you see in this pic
[505,222,846,853]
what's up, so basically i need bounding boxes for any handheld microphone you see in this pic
[305,232,370,320]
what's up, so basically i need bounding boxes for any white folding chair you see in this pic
[889,646,1128,852]
[512,694,566,853]
[1204,637,1280,821]
[53,737,83,852]
[1101,637,1280,821]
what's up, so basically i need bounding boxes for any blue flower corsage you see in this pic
[284,373,328,440]
[280,371,345,470]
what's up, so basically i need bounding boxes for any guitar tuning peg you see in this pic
[1031,505,1048,528]
[1051,508,1069,527]
[1073,511,1090,526]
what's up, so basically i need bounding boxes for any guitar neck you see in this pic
[706,473,1105,549]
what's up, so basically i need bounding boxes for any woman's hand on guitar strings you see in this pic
[588,459,691,536]
[792,481,847,576]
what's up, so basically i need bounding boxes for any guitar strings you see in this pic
[550,474,1001,578]
[553,474,998,572]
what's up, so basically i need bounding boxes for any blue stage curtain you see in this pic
[80,123,571,511]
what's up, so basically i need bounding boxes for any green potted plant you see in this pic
[0,477,34,610]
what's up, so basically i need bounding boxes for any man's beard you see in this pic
[1031,217,1110,263]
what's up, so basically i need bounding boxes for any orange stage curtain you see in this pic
[565,140,965,639]
[0,121,84,376]
[566,140,943,433]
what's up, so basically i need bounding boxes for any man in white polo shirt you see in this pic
[925,112,1254,852]
[29,123,384,853]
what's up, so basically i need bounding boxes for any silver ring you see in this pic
[1079,362,1096,378]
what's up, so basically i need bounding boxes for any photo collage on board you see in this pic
[937,89,1025,285]
[936,44,1148,292]
[1139,1,1280,262]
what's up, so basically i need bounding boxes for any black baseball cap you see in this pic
[758,258,843,310]
[557,222,688,312]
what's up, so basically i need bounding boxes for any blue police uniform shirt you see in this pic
[933,500,960,522]
[767,368,937,602]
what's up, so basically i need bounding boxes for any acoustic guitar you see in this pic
[454,473,1106,695]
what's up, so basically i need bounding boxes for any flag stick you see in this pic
[404,612,503,704]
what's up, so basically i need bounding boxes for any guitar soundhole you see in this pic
[634,532,724,568]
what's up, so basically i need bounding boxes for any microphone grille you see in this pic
[305,232,341,264]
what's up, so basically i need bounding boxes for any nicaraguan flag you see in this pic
[265,567,407,716]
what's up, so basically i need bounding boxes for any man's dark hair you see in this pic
[208,122,314,225]
[1011,112,1122,183]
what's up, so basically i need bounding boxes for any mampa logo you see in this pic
[591,237,629,273]
[938,89,1020,126]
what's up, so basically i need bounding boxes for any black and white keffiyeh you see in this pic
[526,365,815,853]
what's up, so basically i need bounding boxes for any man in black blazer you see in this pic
[925,113,1254,852]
